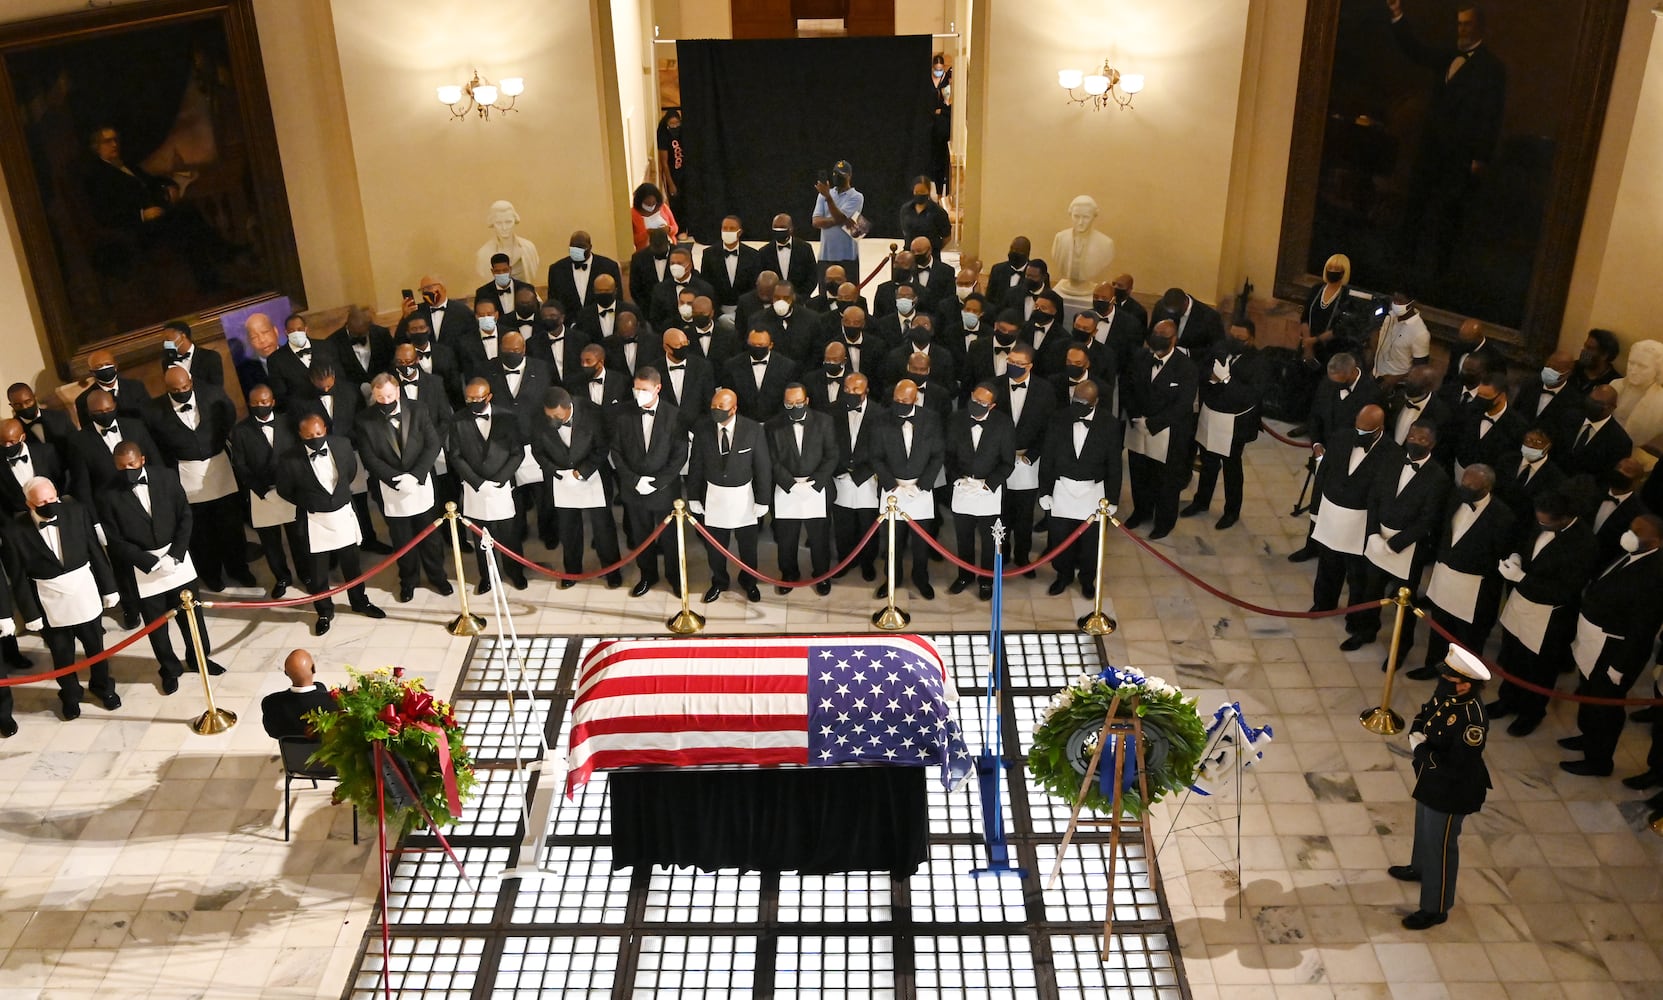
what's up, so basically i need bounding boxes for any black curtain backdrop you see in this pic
[675,35,936,248]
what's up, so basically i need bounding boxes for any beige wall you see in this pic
[655,0,732,40]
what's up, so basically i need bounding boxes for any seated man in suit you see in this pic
[261,649,335,740]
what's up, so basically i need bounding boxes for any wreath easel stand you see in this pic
[1044,690,1155,960]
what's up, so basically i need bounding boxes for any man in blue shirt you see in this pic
[812,159,865,282]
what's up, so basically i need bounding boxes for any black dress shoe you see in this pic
[120,613,141,630]
[476,580,492,596]
[874,582,888,599]
[1021,569,1037,580]
[227,570,258,588]
[1147,526,1172,540]
[1401,910,1447,930]
[1340,634,1374,652]
[1122,511,1149,530]
[1081,581,1095,600]
[814,581,832,596]
[1485,700,1512,719]
[361,539,393,555]
[314,617,332,636]
[776,585,792,596]
[1560,759,1612,777]
[861,564,877,582]
[271,580,290,601]
[630,578,654,598]
[396,587,414,603]
[604,574,622,590]
[3,653,32,670]
[978,584,993,602]
[1047,577,1071,596]
[94,690,121,711]
[1215,512,1239,530]
[703,585,724,604]
[1557,735,1585,750]
[352,603,386,620]
[1631,707,1662,724]
[1405,665,1439,681]
[1620,770,1663,791]
[949,577,972,595]
[915,581,936,601]
[160,674,179,695]
[0,718,16,738]
[744,584,762,603]
[431,581,454,597]
[201,576,225,593]
[205,661,226,676]
[557,579,576,590]
[1286,547,1317,563]
[1387,865,1422,882]
[1179,502,1207,518]
[508,576,528,591]
[62,699,82,721]
[1506,716,1542,738]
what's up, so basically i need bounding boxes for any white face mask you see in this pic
[772,299,792,317]
[288,331,309,349]
[1390,302,1409,317]
[678,303,694,321]
[1520,445,1546,463]
[895,298,915,316]
[1620,530,1642,554]
[477,316,497,334]
[493,273,512,288]
[1541,367,1563,387]
[633,388,655,408]
[955,285,973,301]
[721,230,740,247]
[669,263,688,281]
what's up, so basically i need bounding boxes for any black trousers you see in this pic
[351,491,381,544]
[556,505,622,580]
[42,618,109,705]
[138,582,211,678]
[473,516,526,585]
[386,509,449,591]
[1574,662,1639,768]
[1050,516,1099,583]
[888,517,934,587]
[774,516,831,582]
[1421,596,1499,671]
[1648,703,1663,775]
[190,495,249,582]
[1494,627,1566,723]
[623,497,679,584]
[833,504,880,575]
[1002,489,1038,564]
[1129,452,1183,533]
[306,544,368,619]
[703,522,759,590]
[1313,546,1373,624]
[1357,556,1430,652]
[952,511,1000,581]
[1192,440,1246,516]
[254,522,305,586]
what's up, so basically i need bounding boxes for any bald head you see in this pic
[283,649,316,688]
[1458,318,1484,345]
[164,367,193,395]
[1356,404,1385,434]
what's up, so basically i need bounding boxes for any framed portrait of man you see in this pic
[0,0,302,376]
[1275,0,1625,353]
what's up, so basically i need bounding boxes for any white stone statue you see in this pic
[1612,339,1663,467]
[1049,194,1116,296]
[474,200,540,283]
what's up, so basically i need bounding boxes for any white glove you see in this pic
[686,500,703,515]
[1364,535,1386,560]
[1497,557,1525,583]
[972,478,989,493]
[95,523,107,547]
[25,619,43,633]
[393,474,416,490]
[1210,359,1230,382]
[754,503,770,519]
[1607,667,1623,686]
[1039,495,1054,511]
[155,555,177,575]
[571,469,586,481]
[1408,732,1426,751]
[1105,504,1118,517]
[0,618,14,638]
[954,477,972,490]
[794,476,811,485]
[635,477,655,496]
[1016,453,1032,466]
[102,593,119,610]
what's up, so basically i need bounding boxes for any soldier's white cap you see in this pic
[1444,646,1490,681]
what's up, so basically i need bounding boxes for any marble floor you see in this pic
[1,428,1660,998]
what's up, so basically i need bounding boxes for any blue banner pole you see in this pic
[973,519,1025,878]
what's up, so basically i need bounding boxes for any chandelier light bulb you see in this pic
[500,77,524,97]
[473,85,498,107]
[1121,74,1145,95]
[436,85,463,105]
[1057,69,1083,91]
[1083,74,1111,97]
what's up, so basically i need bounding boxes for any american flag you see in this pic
[565,635,971,797]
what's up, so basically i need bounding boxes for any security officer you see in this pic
[1389,644,1491,930]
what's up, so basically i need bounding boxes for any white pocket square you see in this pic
[735,447,752,454]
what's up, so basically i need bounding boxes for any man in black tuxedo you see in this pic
[0,418,67,518]
[6,384,73,464]
[1111,274,1149,329]
[2,480,120,719]
[533,388,621,589]
[881,311,958,399]
[146,367,254,590]
[658,327,716,436]
[483,331,554,546]
[326,306,395,402]
[1013,260,1065,324]
[1512,351,1580,452]
[702,215,762,311]
[1591,459,1649,565]
[1487,490,1596,737]
[1356,421,1451,659]
[444,299,504,394]
[871,250,916,320]
[1087,279,1149,384]
[69,389,161,626]
[1492,428,1564,545]
[1559,386,1632,481]
[806,343,848,412]
[528,301,588,387]
[1021,295,1065,368]
[996,345,1055,568]
[821,304,890,382]
[689,388,772,604]
[275,415,387,635]
[1410,464,1513,681]
[1290,354,1383,561]
[1389,0,1507,275]
[767,384,837,595]
[908,236,955,319]
[723,326,800,423]
[503,286,543,342]
[475,253,536,319]
[758,213,817,298]
[391,342,454,428]
[400,276,476,397]
[901,350,954,424]
[755,282,818,364]
[966,310,1025,389]
[736,272,779,331]
[603,312,665,381]
[1185,321,1269,529]
[161,321,227,393]
[75,349,148,425]
[295,361,387,554]
[448,379,526,593]
[573,274,643,348]
[946,383,1015,601]
[396,314,459,410]
[1038,315,1115,390]
[1453,373,1525,477]
[806,266,848,317]
[546,230,621,316]
[261,649,334,740]
[1387,366,1457,467]
[1563,515,1663,776]
[611,367,688,597]
[831,372,885,582]
[680,295,740,371]
[247,312,323,414]
[869,380,944,600]
[629,227,673,307]
[1039,380,1123,597]
[1441,319,1506,392]
[1124,323,1199,539]
[568,343,633,422]
[984,237,1032,314]
[1149,288,1226,359]
[229,386,302,600]
[98,444,222,692]
[1310,405,1402,624]
[356,374,451,603]
[649,246,714,331]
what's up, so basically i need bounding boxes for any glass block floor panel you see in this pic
[462,636,569,694]
[345,632,1189,1000]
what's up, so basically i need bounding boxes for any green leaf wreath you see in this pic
[1027,666,1207,819]
[306,667,478,831]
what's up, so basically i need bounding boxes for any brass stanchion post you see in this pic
[666,500,705,634]
[872,495,911,630]
[443,502,485,637]
[1361,587,1411,734]
[181,589,236,735]
[1077,499,1118,636]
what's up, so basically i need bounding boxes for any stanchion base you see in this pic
[190,708,238,735]
[667,610,706,635]
[872,606,911,630]
[1077,612,1117,636]
[1359,706,1405,735]
[448,613,487,637]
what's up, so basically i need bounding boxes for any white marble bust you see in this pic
[475,199,540,283]
[1050,195,1116,296]
[1613,339,1663,466]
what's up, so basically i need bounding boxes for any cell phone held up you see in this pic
[401,288,415,302]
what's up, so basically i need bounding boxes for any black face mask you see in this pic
[1325,269,1345,283]
[540,317,563,333]
[692,315,712,329]
[891,268,912,284]
[968,400,990,420]
[467,400,490,415]
[122,467,145,487]
[251,404,275,420]
[587,365,605,380]
[1405,442,1431,461]
[499,351,524,369]
[1114,287,1131,304]
[1226,338,1248,355]
[824,280,840,296]
[1147,337,1173,356]
[410,336,432,351]
[916,254,931,268]
[90,410,117,427]
[711,407,733,422]
[303,437,327,453]
[1032,313,1055,328]
[1072,328,1093,343]
[786,404,808,422]
[910,378,928,391]
[396,365,419,381]
[515,306,536,319]
[748,343,770,361]
[1008,252,1028,269]
[1456,485,1485,505]
[1070,401,1093,421]
[1092,298,1112,315]
[169,390,192,405]
[892,402,914,420]
[1027,279,1044,293]
[843,394,865,411]
[2,442,22,459]
[1005,363,1028,380]
[911,330,933,348]
[772,228,791,244]
[17,406,38,421]
[93,366,118,384]
[593,292,616,309]
[34,500,60,520]
[1065,364,1087,381]
[1460,371,1480,390]
[664,346,683,363]
[842,326,863,342]
[824,364,844,379]
[376,400,398,416]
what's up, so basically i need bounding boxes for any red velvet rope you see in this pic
[901,513,1097,578]
[856,249,895,291]
[685,514,885,589]
[204,518,445,610]
[1112,519,1383,619]
[0,611,176,687]
[1260,419,1311,449]
[465,514,672,581]
[1422,615,1663,708]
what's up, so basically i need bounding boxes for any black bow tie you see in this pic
[7,455,26,466]
[725,249,739,257]
[1010,382,1026,391]
[573,262,588,271]
[994,346,1009,355]
[100,425,119,436]
[177,403,193,412]
[296,348,311,358]
[37,518,56,529]
[502,367,521,376]
[753,359,769,367]
[549,335,563,345]
[480,332,495,340]
[474,411,490,420]
[667,364,685,371]
[309,446,329,458]
[175,352,191,363]
[599,309,612,317]
[352,337,368,347]
[1408,461,1423,472]
[417,350,432,358]
[133,476,147,486]
[1078,419,1092,426]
